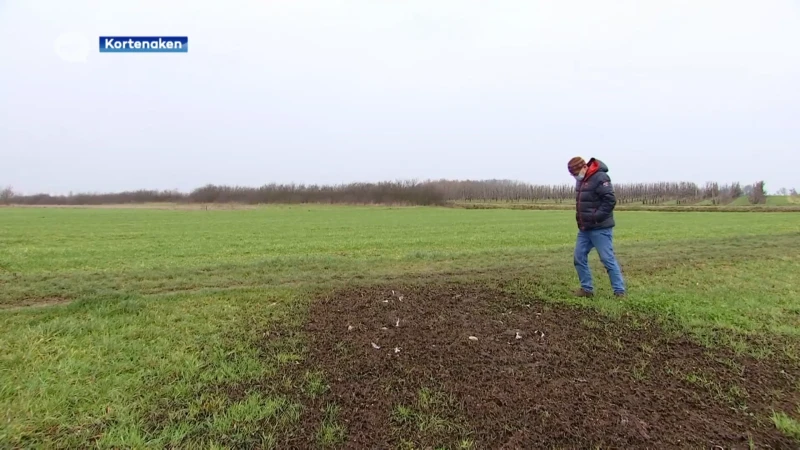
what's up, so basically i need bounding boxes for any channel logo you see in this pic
[99,36,188,53]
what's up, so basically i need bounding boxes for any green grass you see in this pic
[391,387,472,448]
[768,195,797,206]
[1,205,800,446]
[729,196,752,206]
[721,195,796,206]
[772,409,800,440]
[316,403,346,447]
[0,287,305,448]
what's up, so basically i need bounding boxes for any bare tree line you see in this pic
[0,179,785,207]
[1,181,444,206]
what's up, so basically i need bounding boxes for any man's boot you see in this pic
[573,288,593,297]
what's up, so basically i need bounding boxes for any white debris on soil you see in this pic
[347,325,354,331]
[398,295,404,301]
[468,336,478,341]
[394,347,401,353]
[515,331,523,340]
[381,327,388,330]
[371,342,380,349]
[395,318,400,327]
[382,299,389,304]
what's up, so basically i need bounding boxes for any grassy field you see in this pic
[1,205,800,447]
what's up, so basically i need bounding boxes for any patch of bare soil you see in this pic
[0,297,72,310]
[298,282,800,449]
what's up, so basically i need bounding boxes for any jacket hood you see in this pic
[585,158,608,178]
[587,158,609,173]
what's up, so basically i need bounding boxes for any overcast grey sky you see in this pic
[1,0,798,195]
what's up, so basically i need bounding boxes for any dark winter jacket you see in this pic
[575,158,616,230]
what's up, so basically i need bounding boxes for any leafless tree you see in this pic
[748,181,767,204]
[0,186,14,205]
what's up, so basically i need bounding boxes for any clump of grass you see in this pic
[316,403,345,447]
[631,360,650,382]
[581,318,602,330]
[682,372,749,410]
[393,405,415,425]
[771,410,800,441]
[459,438,476,449]
[390,387,473,447]
[303,370,329,399]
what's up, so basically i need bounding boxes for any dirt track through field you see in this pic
[296,283,800,449]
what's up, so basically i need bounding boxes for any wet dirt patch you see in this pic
[300,282,800,449]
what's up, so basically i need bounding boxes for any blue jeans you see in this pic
[574,227,626,294]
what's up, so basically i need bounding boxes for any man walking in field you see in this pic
[567,156,626,297]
